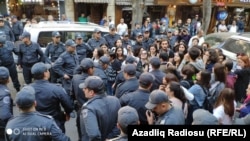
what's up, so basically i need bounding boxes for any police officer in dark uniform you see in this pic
[75,33,93,62]
[71,58,95,140]
[0,31,20,91]
[108,106,139,141]
[142,29,154,51]
[52,39,79,96]
[0,15,15,42]
[115,64,139,99]
[0,67,13,141]
[79,76,121,141]
[121,33,132,49]
[30,62,74,133]
[120,72,154,125]
[113,56,141,92]
[130,22,142,40]
[45,31,66,83]
[132,32,146,52]
[17,32,45,84]
[87,28,107,50]
[10,15,23,42]
[93,57,109,92]
[104,24,121,49]
[5,86,71,141]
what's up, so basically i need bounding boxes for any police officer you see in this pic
[115,64,139,99]
[79,76,121,141]
[113,56,141,91]
[132,32,146,52]
[0,32,20,91]
[87,28,107,50]
[108,106,139,141]
[0,67,13,141]
[10,15,23,41]
[0,15,15,42]
[104,25,121,49]
[30,62,74,133]
[142,29,154,51]
[75,33,93,62]
[120,72,154,125]
[45,31,66,83]
[71,58,95,140]
[130,22,142,40]
[52,39,79,96]
[5,86,71,141]
[17,32,45,84]
[121,33,132,50]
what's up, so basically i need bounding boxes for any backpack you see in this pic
[199,85,214,113]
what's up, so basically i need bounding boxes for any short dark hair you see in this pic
[188,47,200,61]
[159,52,169,62]
[224,60,233,71]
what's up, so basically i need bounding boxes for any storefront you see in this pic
[6,0,62,21]
[74,0,109,24]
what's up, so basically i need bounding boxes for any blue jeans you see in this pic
[106,81,114,96]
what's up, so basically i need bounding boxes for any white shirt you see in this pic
[218,24,228,32]
[117,23,128,36]
[188,35,205,48]
[213,101,237,125]
[229,25,237,33]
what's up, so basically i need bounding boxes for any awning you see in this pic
[115,0,155,6]
[74,0,110,3]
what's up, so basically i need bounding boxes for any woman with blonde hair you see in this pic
[213,88,237,125]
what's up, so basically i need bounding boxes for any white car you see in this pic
[14,21,109,63]
[219,34,250,61]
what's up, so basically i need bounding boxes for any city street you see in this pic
[7,71,79,141]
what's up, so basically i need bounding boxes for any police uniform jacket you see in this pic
[150,69,166,91]
[104,33,121,49]
[18,42,45,66]
[52,51,79,78]
[109,135,127,141]
[113,70,141,90]
[115,77,139,99]
[30,80,74,121]
[71,73,89,108]
[45,42,66,64]
[94,63,108,88]
[130,28,142,40]
[80,94,121,141]
[0,41,18,66]
[122,39,132,50]
[5,111,71,141]
[142,37,154,51]
[11,21,23,36]
[0,85,13,127]
[0,26,15,42]
[155,106,185,125]
[76,43,92,63]
[87,37,107,50]
[119,89,150,125]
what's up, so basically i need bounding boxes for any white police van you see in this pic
[14,21,109,62]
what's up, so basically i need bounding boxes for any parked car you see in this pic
[219,34,250,61]
[14,21,109,63]
[204,32,239,48]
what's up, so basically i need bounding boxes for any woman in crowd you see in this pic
[234,55,250,103]
[187,70,211,125]
[100,43,110,56]
[165,81,188,119]
[213,88,236,125]
[92,47,104,63]
[173,52,184,71]
[148,43,159,60]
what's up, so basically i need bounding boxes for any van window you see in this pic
[38,31,108,48]
[221,38,250,57]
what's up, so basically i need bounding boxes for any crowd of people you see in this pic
[0,12,250,141]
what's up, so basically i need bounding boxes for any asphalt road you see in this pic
[7,71,79,141]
